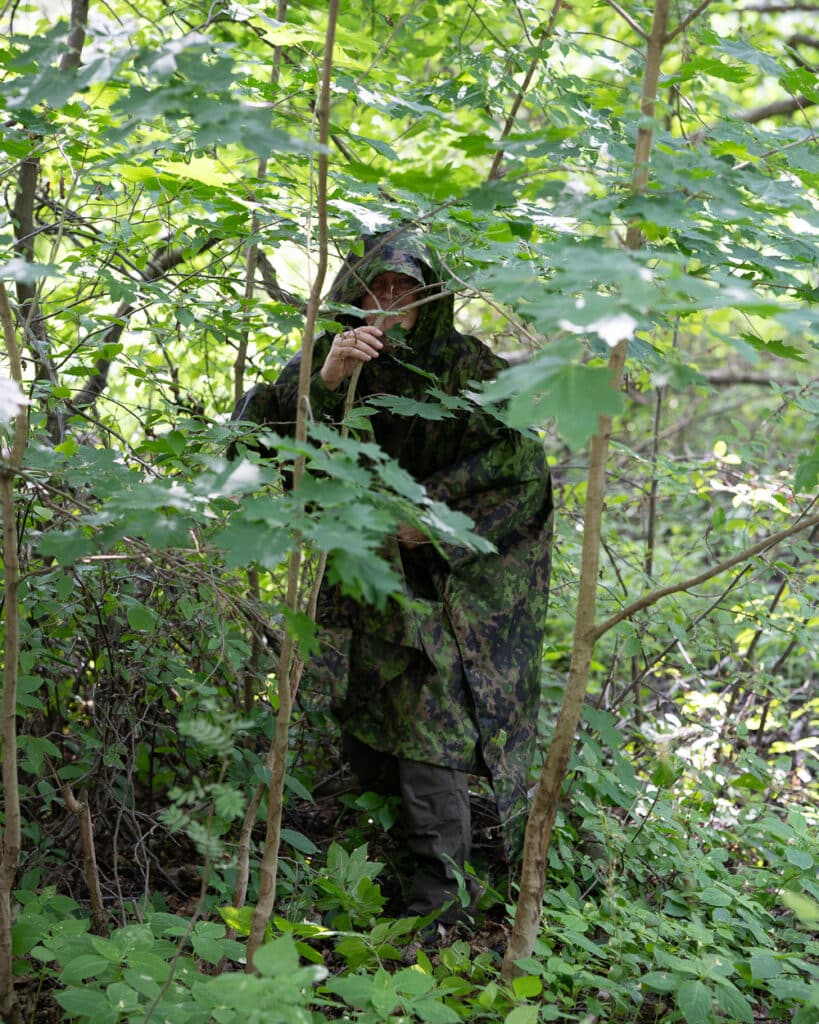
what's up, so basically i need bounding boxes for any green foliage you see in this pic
[24,901,326,1024]
[2,0,817,1021]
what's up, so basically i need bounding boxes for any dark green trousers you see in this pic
[345,736,478,923]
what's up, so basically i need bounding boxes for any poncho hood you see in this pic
[327,230,454,363]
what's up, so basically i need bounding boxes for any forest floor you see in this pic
[12,762,813,1024]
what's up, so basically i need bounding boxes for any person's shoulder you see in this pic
[231,382,280,423]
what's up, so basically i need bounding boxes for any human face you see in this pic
[361,272,421,331]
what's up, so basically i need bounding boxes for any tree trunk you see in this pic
[246,0,339,966]
[0,283,28,1024]
[503,0,672,978]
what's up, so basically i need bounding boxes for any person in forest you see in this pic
[232,229,553,934]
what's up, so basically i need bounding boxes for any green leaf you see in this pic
[124,950,171,984]
[750,953,782,981]
[191,933,226,965]
[729,772,768,792]
[280,828,320,855]
[217,905,254,936]
[785,847,815,870]
[106,981,140,1013]
[54,986,118,1023]
[504,1006,540,1024]
[582,706,622,749]
[711,977,754,1023]
[653,755,684,788]
[506,363,623,447]
[125,600,157,632]
[511,975,542,998]
[0,257,61,283]
[324,973,376,1009]
[415,1000,463,1024]
[281,607,319,658]
[642,971,678,993]
[365,393,453,421]
[676,979,713,1024]
[698,887,734,908]
[251,934,299,978]
[58,953,114,985]
[678,56,752,84]
[391,966,434,991]
[795,442,819,493]
[781,892,819,926]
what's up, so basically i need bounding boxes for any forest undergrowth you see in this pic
[8,528,818,1024]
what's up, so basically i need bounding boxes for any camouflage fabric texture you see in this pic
[232,230,553,856]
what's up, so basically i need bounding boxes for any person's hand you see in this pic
[320,326,383,390]
[397,524,427,549]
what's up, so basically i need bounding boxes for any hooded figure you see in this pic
[232,230,553,924]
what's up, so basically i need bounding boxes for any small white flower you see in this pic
[589,313,637,347]
[558,313,637,347]
[0,377,29,424]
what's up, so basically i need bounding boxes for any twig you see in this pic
[603,0,649,39]
[61,784,107,934]
[665,0,714,43]
[592,509,819,641]
[740,95,816,123]
[488,0,564,181]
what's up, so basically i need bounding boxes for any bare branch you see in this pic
[741,94,817,123]
[603,0,649,39]
[592,509,819,641]
[61,784,107,933]
[59,0,90,71]
[665,0,714,44]
[741,2,819,10]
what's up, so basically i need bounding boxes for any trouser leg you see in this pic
[398,758,477,924]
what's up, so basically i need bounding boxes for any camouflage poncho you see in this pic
[233,231,553,853]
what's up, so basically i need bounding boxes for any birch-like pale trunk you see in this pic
[246,0,339,966]
[502,0,672,978]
